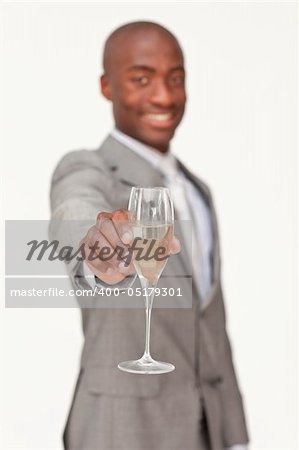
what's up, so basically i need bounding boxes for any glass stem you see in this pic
[142,280,156,361]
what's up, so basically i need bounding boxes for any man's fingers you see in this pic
[84,224,130,271]
[85,227,117,266]
[96,211,112,223]
[111,209,134,244]
[118,259,135,275]
[99,218,125,251]
[96,209,132,249]
[83,244,109,274]
[81,211,137,285]
[85,258,128,285]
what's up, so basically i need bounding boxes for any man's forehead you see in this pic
[103,24,184,73]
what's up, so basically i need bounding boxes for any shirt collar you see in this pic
[110,128,179,180]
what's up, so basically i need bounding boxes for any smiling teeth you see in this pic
[146,113,172,121]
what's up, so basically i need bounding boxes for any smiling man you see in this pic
[101,23,186,152]
[50,22,249,450]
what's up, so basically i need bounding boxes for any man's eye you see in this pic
[169,75,184,86]
[131,76,149,85]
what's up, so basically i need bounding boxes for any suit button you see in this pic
[208,376,223,387]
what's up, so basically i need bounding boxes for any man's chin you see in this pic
[138,129,175,152]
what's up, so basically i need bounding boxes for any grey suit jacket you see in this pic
[49,135,249,449]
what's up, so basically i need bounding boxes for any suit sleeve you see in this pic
[48,149,136,290]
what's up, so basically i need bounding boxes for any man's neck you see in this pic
[112,128,170,155]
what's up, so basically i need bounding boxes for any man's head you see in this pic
[100,21,186,153]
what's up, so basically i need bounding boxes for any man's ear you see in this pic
[100,74,112,101]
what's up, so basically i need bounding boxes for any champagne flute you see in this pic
[118,187,175,374]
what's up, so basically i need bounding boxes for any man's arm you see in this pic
[49,149,129,287]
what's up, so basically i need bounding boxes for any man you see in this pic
[50,21,249,449]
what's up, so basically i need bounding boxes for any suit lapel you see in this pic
[97,135,165,188]
[177,160,221,312]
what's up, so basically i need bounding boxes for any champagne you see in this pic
[132,224,173,284]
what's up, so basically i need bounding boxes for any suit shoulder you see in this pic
[54,148,104,170]
[51,148,108,183]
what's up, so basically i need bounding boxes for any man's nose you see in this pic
[149,80,175,107]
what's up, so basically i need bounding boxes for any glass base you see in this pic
[118,357,175,374]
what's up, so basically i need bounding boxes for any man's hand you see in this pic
[81,208,181,285]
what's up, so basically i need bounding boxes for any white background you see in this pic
[1,2,297,449]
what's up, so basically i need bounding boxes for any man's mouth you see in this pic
[145,113,173,122]
[142,112,177,129]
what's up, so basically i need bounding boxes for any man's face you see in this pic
[101,30,186,153]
